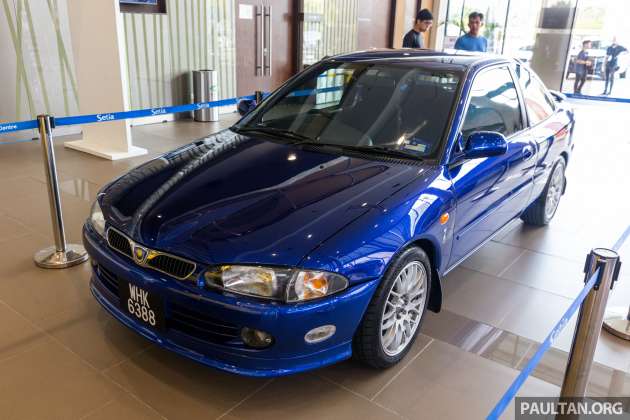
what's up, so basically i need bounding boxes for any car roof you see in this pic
[331,49,510,72]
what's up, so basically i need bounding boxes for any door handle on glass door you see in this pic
[256,5,264,76]
[264,5,272,76]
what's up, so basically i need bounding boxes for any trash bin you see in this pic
[192,70,219,122]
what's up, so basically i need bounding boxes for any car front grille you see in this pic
[146,254,195,280]
[106,227,196,280]
[107,229,133,258]
[97,265,120,297]
[93,263,239,346]
[168,302,241,345]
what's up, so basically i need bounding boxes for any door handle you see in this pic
[264,5,272,76]
[256,5,264,76]
[522,145,534,161]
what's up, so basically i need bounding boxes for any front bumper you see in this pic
[83,225,379,377]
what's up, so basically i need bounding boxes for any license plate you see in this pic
[119,280,165,330]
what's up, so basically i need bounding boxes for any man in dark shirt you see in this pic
[603,37,628,95]
[402,9,433,49]
[574,40,591,95]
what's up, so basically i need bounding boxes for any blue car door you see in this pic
[447,65,536,267]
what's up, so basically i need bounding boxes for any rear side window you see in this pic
[517,66,555,125]
[462,67,523,139]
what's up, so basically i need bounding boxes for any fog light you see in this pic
[241,327,274,349]
[304,325,336,344]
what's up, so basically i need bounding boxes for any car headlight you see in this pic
[204,265,348,302]
[89,199,106,237]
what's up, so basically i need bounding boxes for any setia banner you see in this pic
[516,398,630,419]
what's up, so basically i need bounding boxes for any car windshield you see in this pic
[236,61,461,159]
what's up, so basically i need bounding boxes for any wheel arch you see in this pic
[411,237,443,313]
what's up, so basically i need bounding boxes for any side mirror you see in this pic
[464,131,508,159]
[237,99,257,116]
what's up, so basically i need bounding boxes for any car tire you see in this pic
[521,159,566,226]
[353,247,431,368]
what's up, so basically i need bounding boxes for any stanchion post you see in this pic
[34,114,89,269]
[255,90,263,104]
[560,248,621,398]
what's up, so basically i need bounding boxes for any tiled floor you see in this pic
[0,100,628,420]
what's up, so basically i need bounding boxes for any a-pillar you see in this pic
[64,0,146,160]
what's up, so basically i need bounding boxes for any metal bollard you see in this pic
[255,90,264,104]
[560,248,621,397]
[33,115,88,269]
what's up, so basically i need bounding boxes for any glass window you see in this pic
[462,67,523,139]
[238,62,461,159]
[517,66,555,125]
[442,0,508,54]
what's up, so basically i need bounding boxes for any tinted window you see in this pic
[517,66,554,125]
[462,67,523,139]
[238,62,461,159]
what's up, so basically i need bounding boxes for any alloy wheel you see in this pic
[545,165,564,219]
[380,261,427,356]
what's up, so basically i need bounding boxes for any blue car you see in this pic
[84,50,574,377]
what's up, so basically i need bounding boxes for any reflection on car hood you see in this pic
[100,129,425,266]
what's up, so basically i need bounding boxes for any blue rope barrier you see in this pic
[0,94,258,140]
[0,119,38,134]
[565,93,630,104]
[55,95,256,127]
[613,224,630,252]
[486,268,600,420]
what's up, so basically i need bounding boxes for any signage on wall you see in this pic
[120,0,166,14]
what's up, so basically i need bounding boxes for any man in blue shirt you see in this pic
[454,12,488,52]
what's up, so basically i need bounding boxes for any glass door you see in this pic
[296,0,393,69]
[560,0,630,99]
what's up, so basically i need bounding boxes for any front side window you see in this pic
[516,66,555,125]
[237,62,461,159]
[462,66,523,139]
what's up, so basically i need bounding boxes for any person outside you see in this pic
[574,40,592,95]
[603,37,627,95]
[402,9,433,49]
[454,12,488,52]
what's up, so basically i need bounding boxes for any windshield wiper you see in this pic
[235,126,314,143]
[305,143,422,160]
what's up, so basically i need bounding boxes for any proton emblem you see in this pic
[133,245,148,264]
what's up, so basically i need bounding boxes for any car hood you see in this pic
[100,129,425,266]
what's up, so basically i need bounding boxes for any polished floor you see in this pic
[0,100,628,419]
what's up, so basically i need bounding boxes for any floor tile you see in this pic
[498,250,585,299]
[0,340,120,420]
[226,374,402,420]
[82,392,164,420]
[460,240,525,277]
[104,346,266,419]
[0,301,50,363]
[0,253,93,323]
[318,334,433,400]
[37,301,152,372]
[442,267,532,327]
[373,339,546,419]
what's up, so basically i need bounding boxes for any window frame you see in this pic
[515,65,556,128]
[450,63,528,161]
